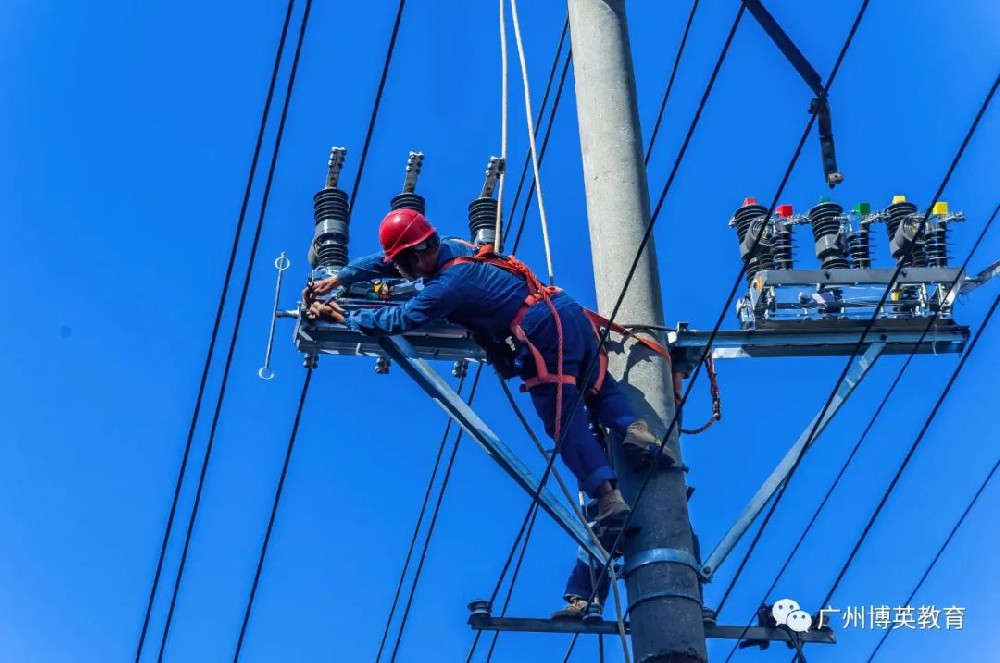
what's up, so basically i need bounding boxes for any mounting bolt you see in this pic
[452,359,469,378]
[375,357,391,374]
[303,354,318,369]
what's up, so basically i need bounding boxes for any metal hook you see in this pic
[259,251,290,380]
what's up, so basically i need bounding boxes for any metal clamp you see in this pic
[625,547,702,578]
[628,588,703,613]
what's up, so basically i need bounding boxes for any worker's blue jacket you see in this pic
[338,237,564,342]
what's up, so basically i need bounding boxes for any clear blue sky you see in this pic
[1,1,997,661]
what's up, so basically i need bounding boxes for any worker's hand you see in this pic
[301,276,341,307]
[307,299,347,323]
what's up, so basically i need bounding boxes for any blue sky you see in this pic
[1,1,998,662]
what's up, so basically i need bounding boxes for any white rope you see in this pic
[509,0,555,285]
[495,0,508,252]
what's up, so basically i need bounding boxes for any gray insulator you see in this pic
[311,187,351,270]
[731,203,774,284]
[771,225,794,269]
[808,201,850,270]
[467,196,499,247]
[391,192,426,214]
[925,223,949,267]
[886,200,928,267]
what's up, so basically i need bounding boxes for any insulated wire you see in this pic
[154,2,315,660]
[495,0,509,251]
[510,0,556,285]
[387,366,485,662]
[374,374,469,662]
[715,66,998,626]
[232,368,314,661]
[720,201,999,663]
[644,0,701,166]
[133,1,299,659]
[866,456,999,662]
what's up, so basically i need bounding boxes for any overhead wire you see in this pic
[133,1,300,658]
[719,201,999,663]
[715,67,999,633]
[232,368,314,661]
[866,456,1000,662]
[509,0,556,285]
[153,1,316,659]
[495,0,509,251]
[387,366,486,662]
[374,374,470,662]
[644,0,701,165]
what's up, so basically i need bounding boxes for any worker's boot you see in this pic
[623,420,676,466]
[596,488,630,524]
[551,597,602,620]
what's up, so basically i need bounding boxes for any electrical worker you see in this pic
[302,208,672,600]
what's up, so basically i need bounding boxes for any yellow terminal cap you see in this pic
[932,201,949,215]
[892,195,907,204]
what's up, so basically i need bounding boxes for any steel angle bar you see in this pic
[377,334,605,562]
[702,342,886,578]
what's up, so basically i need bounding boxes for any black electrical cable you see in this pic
[232,368,313,661]
[507,49,573,254]
[386,365,484,663]
[132,2,299,660]
[867,456,999,662]
[644,0,701,166]
[817,291,1000,609]
[374,373,469,662]
[715,67,998,631]
[719,202,999,663]
[349,0,408,207]
[153,3,316,660]
[502,17,569,246]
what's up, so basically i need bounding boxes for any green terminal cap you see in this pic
[853,202,871,216]
[818,195,832,203]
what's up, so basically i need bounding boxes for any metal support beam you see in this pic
[466,613,836,645]
[376,335,605,562]
[702,342,886,578]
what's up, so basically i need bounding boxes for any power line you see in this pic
[715,67,999,631]
[644,0,701,165]
[348,0,409,207]
[133,1,302,660]
[719,202,999,663]
[232,368,314,661]
[374,374,469,662]
[154,2,317,659]
[867,456,1000,662]
[387,366,485,662]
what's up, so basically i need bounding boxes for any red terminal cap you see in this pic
[742,197,758,206]
[776,204,794,218]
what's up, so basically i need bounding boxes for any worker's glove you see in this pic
[301,276,341,308]
[306,299,347,324]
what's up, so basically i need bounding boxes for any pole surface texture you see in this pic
[567,1,707,661]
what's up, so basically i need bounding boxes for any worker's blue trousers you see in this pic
[515,294,636,499]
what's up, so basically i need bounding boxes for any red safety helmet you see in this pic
[379,208,437,262]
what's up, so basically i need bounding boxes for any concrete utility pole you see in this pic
[567,1,707,661]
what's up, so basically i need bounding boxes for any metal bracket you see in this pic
[376,334,606,562]
[701,341,886,578]
[624,548,702,578]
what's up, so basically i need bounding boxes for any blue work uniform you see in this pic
[336,237,638,498]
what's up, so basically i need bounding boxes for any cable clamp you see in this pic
[624,547,703,579]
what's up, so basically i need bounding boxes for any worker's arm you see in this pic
[343,273,464,335]
[303,251,402,305]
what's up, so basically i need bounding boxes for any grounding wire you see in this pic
[374,374,469,662]
[719,201,999,663]
[715,65,998,626]
[153,1,315,660]
[866,456,999,662]
[232,368,314,661]
[387,365,485,662]
[644,0,701,166]
[133,0,299,659]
